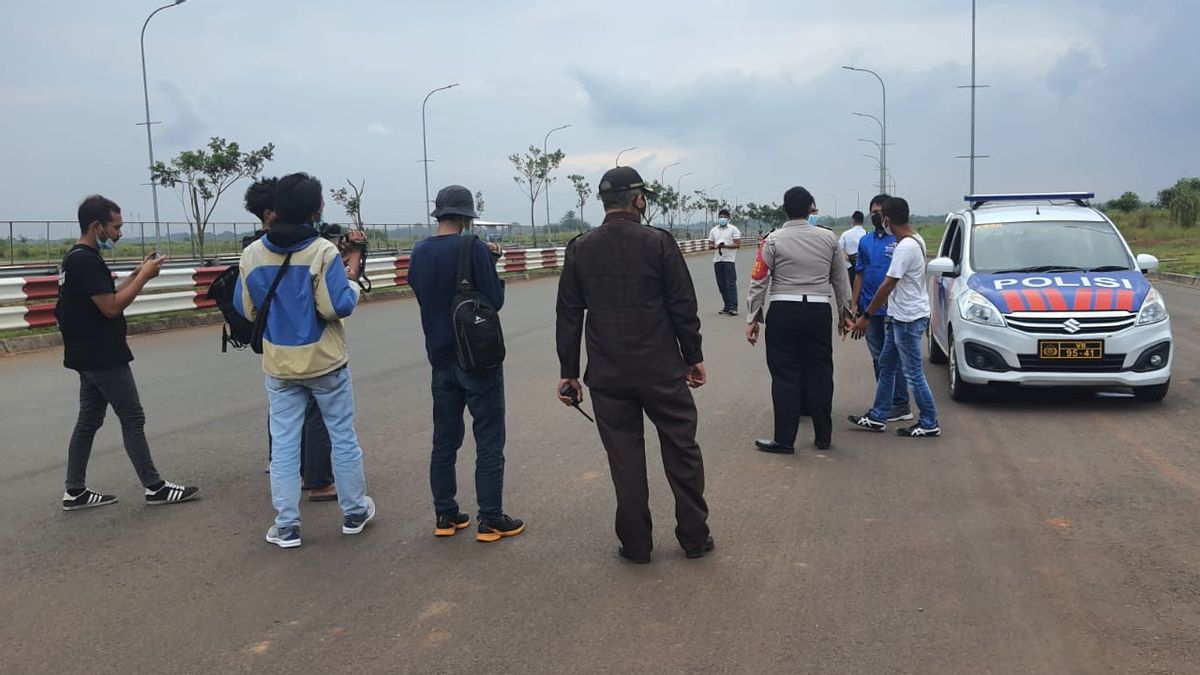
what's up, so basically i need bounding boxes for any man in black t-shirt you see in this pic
[56,195,200,511]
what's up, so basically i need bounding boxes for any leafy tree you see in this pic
[509,145,564,247]
[642,181,674,227]
[1157,178,1200,209]
[558,209,586,231]
[1169,188,1200,228]
[1105,191,1141,213]
[152,137,274,258]
[568,174,590,231]
[330,179,366,229]
[474,190,486,217]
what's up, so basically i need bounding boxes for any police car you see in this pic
[927,192,1172,401]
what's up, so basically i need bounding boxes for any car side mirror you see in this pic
[1136,253,1159,273]
[927,257,957,277]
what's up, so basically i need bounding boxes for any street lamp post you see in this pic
[659,162,679,186]
[139,0,186,252]
[828,193,839,224]
[706,183,723,227]
[543,123,571,229]
[844,65,887,196]
[615,146,637,166]
[674,171,693,234]
[422,83,460,227]
[850,188,861,210]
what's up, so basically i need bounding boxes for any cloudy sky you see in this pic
[2,0,1197,229]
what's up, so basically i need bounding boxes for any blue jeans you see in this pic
[869,317,938,429]
[865,314,910,415]
[266,366,369,530]
[714,262,738,312]
[430,364,506,519]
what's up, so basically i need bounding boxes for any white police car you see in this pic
[927,192,1172,401]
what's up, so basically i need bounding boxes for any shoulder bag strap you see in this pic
[456,235,477,292]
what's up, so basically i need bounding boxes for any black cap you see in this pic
[430,184,478,219]
[597,166,655,196]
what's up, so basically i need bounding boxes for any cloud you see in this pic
[365,123,394,136]
[154,80,206,146]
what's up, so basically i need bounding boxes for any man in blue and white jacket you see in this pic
[236,172,375,549]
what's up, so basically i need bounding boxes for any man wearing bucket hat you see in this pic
[555,166,713,564]
[409,185,524,543]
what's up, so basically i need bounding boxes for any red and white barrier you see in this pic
[0,240,713,332]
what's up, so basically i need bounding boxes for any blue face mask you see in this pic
[96,225,114,250]
[717,217,729,226]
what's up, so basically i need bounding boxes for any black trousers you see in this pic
[714,261,738,312]
[590,379,709,554]
[765,301,834,446]
[66,364,162,491]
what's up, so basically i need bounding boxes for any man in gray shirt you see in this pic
[746,186,853,451]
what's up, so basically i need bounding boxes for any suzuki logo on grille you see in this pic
[1062,318,1083,334]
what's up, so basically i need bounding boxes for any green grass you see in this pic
[1109,209,1200,275]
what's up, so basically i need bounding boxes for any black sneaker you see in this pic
[718,309,731,315]
[477,514,525,542]
[619,547,651,564]
[897,424,941,438]
[848,414,886,432]
[62,488,117,511]
[727,309,738,316]
[814,440,832,451]
[342,496,376,534]
[144,481,200,506]
[265,525,302,549]
[434,511,471,537]
[684,536,716,559]
[887,411,915,422]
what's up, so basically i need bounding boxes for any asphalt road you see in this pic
[2,253,1199,674]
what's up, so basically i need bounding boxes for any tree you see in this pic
[1105,191,1141,213]
[330,179,366,229]
[1169,188,1200,228]
[568,174,590,231]
[1157,177,1200,209]
[509,145,565,247]
[152,137,274,258]
[558,209,586,231]
[474,190,486,217]
[643,181,673,227]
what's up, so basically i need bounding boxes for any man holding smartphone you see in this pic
[56,195,200,511]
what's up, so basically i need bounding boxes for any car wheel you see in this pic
[929,323,948,364]
[948,330,978,402]
[1133,381,1169,402]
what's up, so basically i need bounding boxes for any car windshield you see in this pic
[970,220,1133,274]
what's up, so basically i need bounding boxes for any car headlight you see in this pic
[958,290,1005,327]
[1137,288,1169,325]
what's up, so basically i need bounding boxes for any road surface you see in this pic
[1,253,1198,674]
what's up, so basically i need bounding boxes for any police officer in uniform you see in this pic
[555,166,713,564]
[746,186,854,452]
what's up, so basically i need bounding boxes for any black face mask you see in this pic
[870,212,884,230]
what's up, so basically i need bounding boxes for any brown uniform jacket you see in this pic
[556,213,704,389]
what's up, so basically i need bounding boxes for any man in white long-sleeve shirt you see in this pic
[745,187,854,452]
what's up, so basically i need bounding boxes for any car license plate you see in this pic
[1038,340,1104,360]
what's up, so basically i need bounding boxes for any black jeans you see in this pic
[714,261,738,312]
[66,364,162,491]
[267,395,334,489]
[590,378,709,554]
[765,301,834,446]
[430,364,506,519]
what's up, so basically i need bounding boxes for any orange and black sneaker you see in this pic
[476,514,525,542]
[434,512,471,537]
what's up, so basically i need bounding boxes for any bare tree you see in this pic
[509,145,565,247]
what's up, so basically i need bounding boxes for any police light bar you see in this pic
[965,192,1094,209]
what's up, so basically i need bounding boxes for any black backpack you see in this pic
[452,235,505,372]
[207,252,292,354]
[206,266,255,352]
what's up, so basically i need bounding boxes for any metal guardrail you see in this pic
[0,239,719,332]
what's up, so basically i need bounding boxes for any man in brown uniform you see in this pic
[555,166,713,564]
